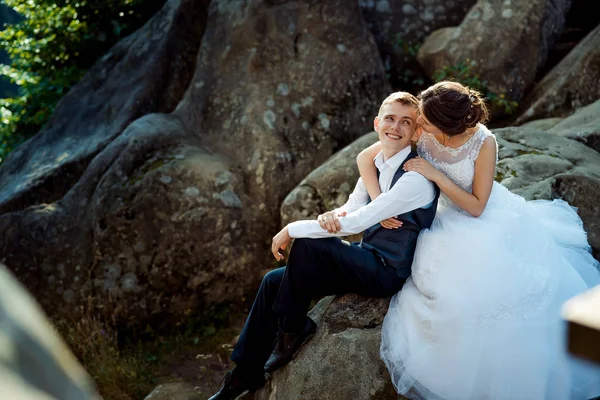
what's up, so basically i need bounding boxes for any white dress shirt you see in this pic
[288,146,436,238]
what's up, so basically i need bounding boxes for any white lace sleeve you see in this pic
[467,125,498,163]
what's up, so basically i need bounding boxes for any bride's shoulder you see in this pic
[471,124,498,161]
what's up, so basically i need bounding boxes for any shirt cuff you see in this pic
[287,220,323,238]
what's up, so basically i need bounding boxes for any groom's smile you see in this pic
[385,132,403,140]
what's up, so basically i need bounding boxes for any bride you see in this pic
[355,81,600,399]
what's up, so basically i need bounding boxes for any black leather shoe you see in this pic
[264,317,317,373]
[208,369,266,400]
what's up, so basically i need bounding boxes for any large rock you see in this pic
[494,127,600,200]
[514,24,600,125]
[538,0,600,79]
[0,0,390,327]
[0,0,210,324]
[0,264,101,400]
[253,294,399,400]
[416,0,572,103]
[359,0,476,89]
[551,175,600,260]
[520,117,563,131]
[173,0,389,213]
[546,98,600,153]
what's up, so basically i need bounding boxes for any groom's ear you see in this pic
[373,116,379,132]
[412,126,423,143]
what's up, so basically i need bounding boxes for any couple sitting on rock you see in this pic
[210,81,600,400]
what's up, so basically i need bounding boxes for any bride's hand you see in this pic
[380,216,403,229]
[403,156,441,181]
[318,211,346,233]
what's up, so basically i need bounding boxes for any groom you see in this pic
[209,92,439,400]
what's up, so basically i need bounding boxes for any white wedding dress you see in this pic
[380,124,600,400]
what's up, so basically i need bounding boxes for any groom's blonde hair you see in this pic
[378,91,419,116]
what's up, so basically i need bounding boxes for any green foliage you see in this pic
[432,59,519,116]
[393,34,427,91]
[395,34,420,58]
[0,0,164,163]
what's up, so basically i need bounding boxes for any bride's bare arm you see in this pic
[357,141,382,200]
[405,137,496,217]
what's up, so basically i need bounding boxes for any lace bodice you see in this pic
[417,124,497,208]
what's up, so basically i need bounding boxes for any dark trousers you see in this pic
[230,237,407,370]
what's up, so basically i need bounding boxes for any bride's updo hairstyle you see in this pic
[419,81,490,136]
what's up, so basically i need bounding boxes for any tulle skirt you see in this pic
[380,182,600,400]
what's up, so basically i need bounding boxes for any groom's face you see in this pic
[374,102,418,154]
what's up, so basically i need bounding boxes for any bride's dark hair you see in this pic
[419,81,490,136]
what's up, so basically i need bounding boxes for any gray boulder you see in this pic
[552,175,600,260]
[514,24,600,124]
[547,99,600,152]
[416,0,572,103]
[0,0,211,324]
[494,127,600,201]
[520,118,563,131]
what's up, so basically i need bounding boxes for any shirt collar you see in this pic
[374,146,412,172]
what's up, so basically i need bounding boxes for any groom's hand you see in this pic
[271,225,292,261]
